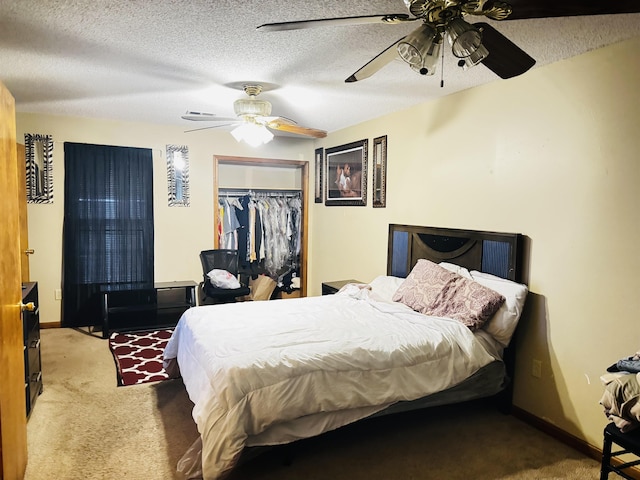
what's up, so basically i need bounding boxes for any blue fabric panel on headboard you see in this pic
[482,240,510,278]
[391,230,409,277]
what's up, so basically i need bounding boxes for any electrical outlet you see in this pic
[532,359,542,378]
[54,288,63,300]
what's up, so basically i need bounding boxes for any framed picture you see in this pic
[372,135,387,208]
[325,139,368,207]
[314,147,323,203]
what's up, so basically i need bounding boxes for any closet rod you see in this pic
[218,188,301,198]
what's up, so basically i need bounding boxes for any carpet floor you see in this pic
[25,327,603,480]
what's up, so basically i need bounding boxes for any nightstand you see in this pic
[321,279,363,295]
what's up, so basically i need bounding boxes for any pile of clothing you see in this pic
[600,350,640,432]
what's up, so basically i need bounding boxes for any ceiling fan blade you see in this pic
[476,23,536,79]
[266,119,327,138]
[345,37,405,83]
[262,115,297,124]
[185,123,239,133]
[257,14,414,32]
[182,112,238,122]
[504,0,640,19]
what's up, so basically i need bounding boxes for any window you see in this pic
[62,143,154,327]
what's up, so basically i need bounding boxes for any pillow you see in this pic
[439,262,472,279]
[393,260,505,331]
[392,260,453,311]
[368,275,405,303]
[470,271,528,347]
[207,269,241,289]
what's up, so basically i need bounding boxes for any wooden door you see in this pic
[0,81,28,479]
[17,143,30,283]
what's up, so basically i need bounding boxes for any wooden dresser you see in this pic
[22,282,42,417]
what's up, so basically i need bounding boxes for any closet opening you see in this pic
[213,155,309,298]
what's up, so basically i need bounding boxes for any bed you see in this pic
[163,224,528,480]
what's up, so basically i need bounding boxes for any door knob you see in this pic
[21,302,35,312]
[25,249,35,255]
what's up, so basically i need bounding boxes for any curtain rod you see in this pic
[51,141,164,156]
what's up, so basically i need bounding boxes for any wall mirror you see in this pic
[25,133,54,203]
[166,144,190,206]
[372,135,387,208]
[314,147,323,203]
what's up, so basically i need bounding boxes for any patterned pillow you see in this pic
[392,259,455,311]
[392,259,505,330]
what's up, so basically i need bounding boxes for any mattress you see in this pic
[164,286,500,479]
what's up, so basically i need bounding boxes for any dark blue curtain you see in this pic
[62,143,154,327]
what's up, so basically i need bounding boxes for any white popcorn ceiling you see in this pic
[1,0,639,135]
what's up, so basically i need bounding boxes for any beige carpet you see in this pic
[24,327,603,480]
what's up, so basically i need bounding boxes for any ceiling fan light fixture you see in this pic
[460,43,489,70]
[409,39,441,76]
[446,18,482,58]
[398,25,440,75]
[233,98,272,117]
[231,122,274,147]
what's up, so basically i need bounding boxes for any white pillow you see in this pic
[470,271,528,347]
[207,269,241,289]
[368,275,405,303]
[439,262,472,279]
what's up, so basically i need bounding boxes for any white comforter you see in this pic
[163,286,497,480]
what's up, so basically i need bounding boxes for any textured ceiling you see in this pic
[2,1,639,137]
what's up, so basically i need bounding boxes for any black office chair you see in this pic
[199,249,250,305]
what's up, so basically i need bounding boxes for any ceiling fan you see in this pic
[257,0,640,83]
[182,84,327,146]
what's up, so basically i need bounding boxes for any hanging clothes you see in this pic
[217,190,302,282]
[220,198,241,250]
[237,195,251,268]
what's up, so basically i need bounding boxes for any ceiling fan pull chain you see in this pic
[440,37,445,88]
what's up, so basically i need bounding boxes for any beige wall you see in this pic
[17,34,640,459]
[16,114,312,327]
[310,36,640,451]
[218,163,301,189]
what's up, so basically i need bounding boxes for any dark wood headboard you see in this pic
[385,224,526,413]
[387,224,524,283]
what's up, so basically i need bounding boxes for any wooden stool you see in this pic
[601,423,640,479]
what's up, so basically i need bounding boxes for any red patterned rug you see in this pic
[108,329,174,386]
